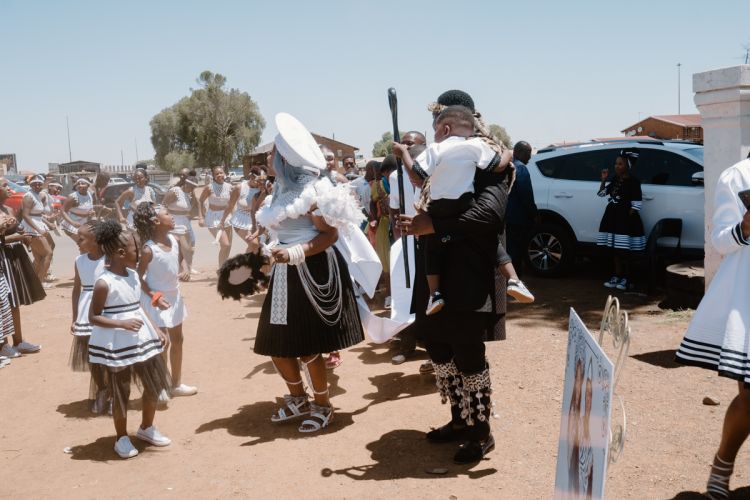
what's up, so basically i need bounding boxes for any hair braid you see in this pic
[93,219,131,257]
[132,202,157,244]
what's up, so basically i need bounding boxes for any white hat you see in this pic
[29,175,44,185]
[273,112,325,174]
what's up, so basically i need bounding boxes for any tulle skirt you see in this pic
[90,355,172,415]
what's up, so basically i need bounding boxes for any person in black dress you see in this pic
[596,149,645,291]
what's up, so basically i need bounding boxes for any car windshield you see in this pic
[683,147,704,164]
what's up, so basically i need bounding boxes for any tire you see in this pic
[526,222,575,276]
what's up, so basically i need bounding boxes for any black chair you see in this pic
[645,218,682,294]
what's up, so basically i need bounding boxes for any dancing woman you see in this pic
[115,168,157,228]
[220,169,264,253]
[61,177,95,242]
[234,113,364,433]
[164,170,198,278]
[197,166,233,267]
[19,175,54,286]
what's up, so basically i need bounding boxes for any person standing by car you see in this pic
[506,141,538,278]
[597,149,645,290]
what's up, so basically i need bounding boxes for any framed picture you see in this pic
[554,309,614,499]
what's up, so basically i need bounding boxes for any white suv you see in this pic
[525,139,704,275]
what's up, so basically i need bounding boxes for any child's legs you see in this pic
[497,243,517,281]
[167,324,184,387]
[424,234,443,294]
[110,368,131,438]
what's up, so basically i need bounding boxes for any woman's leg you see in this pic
[10,306,22,345]
[235,228,258,254]
[176,233,193,276]
[167,325,184,387]
[219,226,233,266]
[707,382,750,496]
[271,356,306,396]
[300,354,330,407]
[29,236,52,282]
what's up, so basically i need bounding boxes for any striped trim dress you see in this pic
[19,191,48,236]
[229,182,260,231]
[0,272,14,342]
[204,181,232,228]
[126,185,157,228]
[676,159,750,384]
[72,254,106,335]
[88,268,164,368]
[167,186,194,242]
[61,191,94,235]
[596,176,646,251]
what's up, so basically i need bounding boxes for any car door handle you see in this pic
[643,195,654,201]
[554,192,573,198]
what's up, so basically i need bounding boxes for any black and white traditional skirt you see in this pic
[0,274,14,342]
[1,242,46,307]
[597,203,646,251]
[90,355,172,415]
[254,246,364,358]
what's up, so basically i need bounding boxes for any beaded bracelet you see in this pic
[287,244,306,266]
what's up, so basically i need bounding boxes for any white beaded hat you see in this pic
[274,112,325,174]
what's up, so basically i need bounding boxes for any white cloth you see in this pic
[140,235,186,328]
[88,269,164,367]
[20,191,48,235]
[415,136,497,200]
[350,176,371,215]
[388,236,415,325]
[72,254,106,336]
[334,226,381,298]
[230,182,259,230]
[677,159,750,382]
[388,170,419,216]
[61,191,94,234]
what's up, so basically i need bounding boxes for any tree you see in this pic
[372,131,407,157]
[150,71,265,172]
[488,124,512,149]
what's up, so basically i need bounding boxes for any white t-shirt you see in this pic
[388,170,419,216]
[415,136,497,200]
[349,176,371,215]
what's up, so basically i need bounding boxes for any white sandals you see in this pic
[298,402,334,433]
[271,394,310,423]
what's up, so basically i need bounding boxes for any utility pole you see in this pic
[121,150,124,168]
[66,116,72,162]
[677,63,682,115]
[134,139,139,163]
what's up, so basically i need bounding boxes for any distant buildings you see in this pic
[0,154,17,174]
[622,114,702,143]
[243,133,358,176]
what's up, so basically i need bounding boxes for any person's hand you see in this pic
[397,213,435,236]
[392,142,408,159]
[70,322,76,335]
[600,169,609,182]
[198,217,205,227]
[21,235,32,245]
[178,270,191,282]
[245,231,260,243]
[369,220,378,228]
[742,208,750,240]
[271,247,290,263]
[155,296,171,310]
[120,318,143,332]
[158,328,170,349]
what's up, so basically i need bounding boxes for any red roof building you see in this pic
[621,114,702,143]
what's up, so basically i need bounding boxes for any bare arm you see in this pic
[197,186,210,222]
[115,189,133,223]
[221,185,241,225]
[271,214,338,263]
[61,195,80,227]
[392,142,426,188]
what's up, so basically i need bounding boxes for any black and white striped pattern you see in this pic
[676,337,750,385]
[0,274,14,341]
[731,222,750,247]
[596,232,646,251]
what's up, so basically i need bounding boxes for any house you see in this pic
[243,134,358,176]
[0,154,17,174]
[58,160,101,174]
[621,114,702,143]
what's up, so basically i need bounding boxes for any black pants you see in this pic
[425,339,486,374]
[506,223,530,278]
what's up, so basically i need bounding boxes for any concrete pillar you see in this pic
[693,65,750,285]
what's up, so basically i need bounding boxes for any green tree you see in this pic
[150,71,265,172]
[372,131,394,157]
[488,124,512,149]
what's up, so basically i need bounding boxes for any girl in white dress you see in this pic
[69,221,107,412]
[163,172,198,279]
[115,168,157,229]
[134,202,196,397]
[61,178,95,242]
[197,166,233,267]
[19,176,53,287]
[221,170,266,253]
[88,219,171,459]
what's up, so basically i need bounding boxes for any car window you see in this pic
[535,149,619,181]
[635,149,703,186]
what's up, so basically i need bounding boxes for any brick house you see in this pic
[243,134,358,176]
[621,114,702,143]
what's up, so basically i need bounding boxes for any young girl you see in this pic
[197,166,233,267]
[133,203,196,397]
[597,149,645,291]
[69,221,108,412]
[19,175,54,287]
[88,219,172,459]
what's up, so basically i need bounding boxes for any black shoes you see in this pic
[453,434,495,464]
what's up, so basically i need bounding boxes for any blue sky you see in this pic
[2,0,748,171]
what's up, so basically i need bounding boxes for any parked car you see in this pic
[99,182,167,212]
[4,180,64,214]
[525,139,704,276]
[108,177,129,185]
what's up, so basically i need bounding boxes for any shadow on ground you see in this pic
[631,349,682,369]
[320,429,496,480]
[68,436,168,462]
[671,487,750,499]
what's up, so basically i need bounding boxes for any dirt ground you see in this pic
[0,230,745,499]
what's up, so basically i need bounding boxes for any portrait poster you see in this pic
[554,309,614,499]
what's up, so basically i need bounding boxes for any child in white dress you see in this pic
[133,202,196,397]
[88,219,171,459]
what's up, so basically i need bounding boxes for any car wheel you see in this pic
[526,222,575,276]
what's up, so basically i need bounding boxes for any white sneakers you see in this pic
[171,384,198,397]
[0,341,38,357]
[114,436,139,459]
[426,292,445,315]
[136,426,172,447]
[114,426,171,459]
[507,279,535,303]
[0,343,21,358]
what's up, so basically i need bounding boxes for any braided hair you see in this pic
[132,201,158,245]
[94,219,132,257]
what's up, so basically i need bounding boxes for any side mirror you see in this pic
[691,171,704,186]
